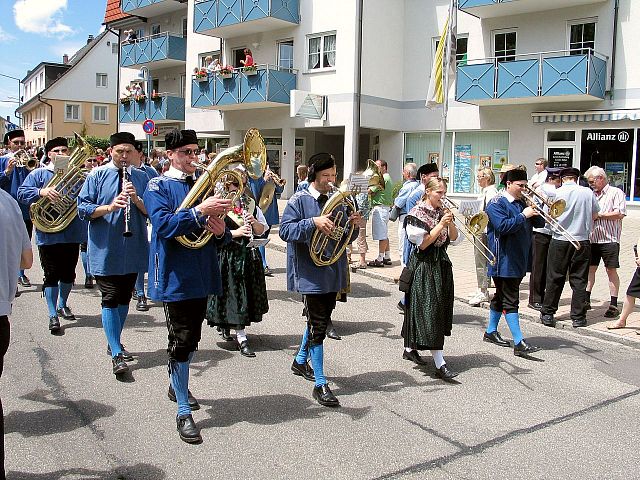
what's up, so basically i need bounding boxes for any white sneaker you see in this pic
[468,292,489,306]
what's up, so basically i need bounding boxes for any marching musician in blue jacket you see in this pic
[0,129,33,288]
[280,152,361,407]
[484,168,544,357]
[77,132,149,377]
[144,129,232,444]
[17,137,85,333]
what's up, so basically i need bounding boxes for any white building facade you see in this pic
[110,0,640,202]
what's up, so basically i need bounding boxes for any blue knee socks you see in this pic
[102,307,122,357]
[486,309,502,334]
[57,282,73,309]
[44,286,59,317]
[505,312,524,345]
[309,344,326,387]
[135,273,145,298]
[170,359,191,417]
[258,245,267,268]
[295,327,310,364]
[117,304,129,335]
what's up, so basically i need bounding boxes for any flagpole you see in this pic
[438,0,456,172]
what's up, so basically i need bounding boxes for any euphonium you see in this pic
[175,128,267,249]
[14,149,38,171]
[309,182,359,267]
[30,133,96,234]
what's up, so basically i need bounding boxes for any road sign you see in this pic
[142,119,155,134]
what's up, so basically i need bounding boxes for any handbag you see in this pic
[398,266,413,292]
[389,205,401,222]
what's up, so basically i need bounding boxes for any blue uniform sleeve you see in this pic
[279,198,316,243]
[0,157,10,190]
[77,171,99,220]
[394,183,412,209]
[16,169,43,206]
[144,180,203,239]
[486,199,526,235]
[275,182,284,195]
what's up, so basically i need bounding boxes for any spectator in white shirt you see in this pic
[529,158,548,190]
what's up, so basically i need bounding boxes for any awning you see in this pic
[532,109,640,124]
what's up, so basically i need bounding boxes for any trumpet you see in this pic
[442,197,496,266]
[258,169,286,211]
[521,186,581,250]
[14,149,38,170]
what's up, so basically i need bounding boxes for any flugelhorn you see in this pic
[258,169,287,211]
[442,197,496,266]
[14,149,38,170]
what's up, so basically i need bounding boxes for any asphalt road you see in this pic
[4,246,640,479]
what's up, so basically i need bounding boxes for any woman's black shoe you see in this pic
[238,340,256,357]
[435,364,458,381]
[176,414,202,444]
[402,350,428,365]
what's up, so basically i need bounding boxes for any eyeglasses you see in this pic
[52,147,69,153]
[535,162,543,165]
[513,182,528,188]
[177,148,199,156]
[11,140,25,145]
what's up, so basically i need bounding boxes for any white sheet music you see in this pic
[458,199,482,217]
[348,173,370,193]
[52,155,71,175]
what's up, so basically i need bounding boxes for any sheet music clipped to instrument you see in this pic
[52,155,71,175]
[348,173,370,193]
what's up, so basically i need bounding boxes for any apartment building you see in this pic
[17,30,119,146]
[106,0,640,203]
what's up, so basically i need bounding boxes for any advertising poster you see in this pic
[548,147,573,168]
[493,149,508,171]
[453,144,472,193]
[480,155,492,168]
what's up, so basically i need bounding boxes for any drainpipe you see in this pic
[106,26,121,130]
[351,0,364,173]
[37,94,54,139]
[609,0,619,103]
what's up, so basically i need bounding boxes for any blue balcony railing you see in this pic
[192,65,296,110]
[121,0,187,16]
[456,50,607,105]
[120,33,186,68]
[459,0,606,18]
[194,0,299,37]
[119,95,185,123]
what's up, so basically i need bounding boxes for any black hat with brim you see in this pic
[3,129,25,145]
[502,168,528,185]
[110,132,137,148]
[44,137,68,157]
[560,167,581,179]
[165,129,198,150]
[417,162,439,177]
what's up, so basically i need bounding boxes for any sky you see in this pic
[0,0,108,123]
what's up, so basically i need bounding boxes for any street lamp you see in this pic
[137,66,152,156]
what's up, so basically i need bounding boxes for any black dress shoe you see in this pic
[14,288,21,298]
[56,306,75,320]
[168,384,200,410]
[312,384,340,407]
[402,350,428,365]
[367,259,384,267]
[176,414,202,444]
[435,364,458,381]
[483,331,511,348]
[514,340,541,357]
[326,328,342,340]
[540,313,555,327]
[264,266,273,277]
[382,258,392,265]
[572,319,587,328]
[112,353,129,375]
[527,302,543,311]
[291,359,315,381]
[604,305,620,318]
[221,328,233,342]
[107,344,134,362]
[84,276,94,289]
[238,340,256,357]
[136,296,149,312]
[18,274,31,287]
[397,301,405,313]
[49,316,61,333]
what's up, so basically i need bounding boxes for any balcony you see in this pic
[119,95,185,123]
[194,0,299,37]
[121,0,187,17]
[459,0,607,18]
[455,50,607,106]
[120,33,186,68]
[192,65,296,111]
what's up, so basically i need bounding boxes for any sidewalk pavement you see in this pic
[270,199,640,349]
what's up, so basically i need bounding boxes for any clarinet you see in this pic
[122,162,133,238]
[239,194,254,247]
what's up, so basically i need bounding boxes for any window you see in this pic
[569,20,596,55]
[96,73,108,88]
[65,103,80,122]
[278,40,294,70]
[135,27,145,39]
[199,51,221,68]
[39,72,44,88]
[182,17,188,38]
[111,42,118,54]
[151,24,161,36]
[92,105,108,123]
[307,32,336,70]
[435,35,469,66]
[180,74,186,98]
[494,30,517,62]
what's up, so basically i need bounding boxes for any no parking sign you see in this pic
[142,119,155,134]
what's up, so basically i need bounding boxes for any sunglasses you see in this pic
[52,148,69,153]
[11,140,26,145]
[177,148,199,156]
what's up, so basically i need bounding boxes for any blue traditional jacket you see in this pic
[249,176,283,226]
[143,173,231,302]
[77,162,149,276]
[0,155,31,221]
[486,193,544,278]
[279,188,358,294]
[17,167,86,245]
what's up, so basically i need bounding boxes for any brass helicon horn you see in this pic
[442,197,496,266]
[175,128,266,249]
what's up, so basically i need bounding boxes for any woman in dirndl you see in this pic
[206,168,269,357]
[401,177,462,381]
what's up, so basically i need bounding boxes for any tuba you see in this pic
[362,159,385,192]
[14,149,38,171]
[309,182,359,267]
[30,133,95,233]
[175,128,266,249]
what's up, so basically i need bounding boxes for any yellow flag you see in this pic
[426,18,449,108]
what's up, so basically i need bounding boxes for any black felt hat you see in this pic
[307,152,335,182]
[109,132,136,148]
[3,129,25,145]
[134,140,144,152]
[165,129,198,150]
[44,137,68,157]
[417,162,439,177]
[503,168,528,184]
[560,167,581,179]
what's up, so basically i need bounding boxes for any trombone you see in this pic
[521,185,581,250]
[442,197,496,266]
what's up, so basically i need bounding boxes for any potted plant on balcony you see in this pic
[194,67,208,82]
[151,90,162,102]
[243,64,258,76]
[218,65,234,79]
[120,96,132,105]
[135,94,146,103]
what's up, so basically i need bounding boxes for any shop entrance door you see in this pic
[580,129,634,196]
